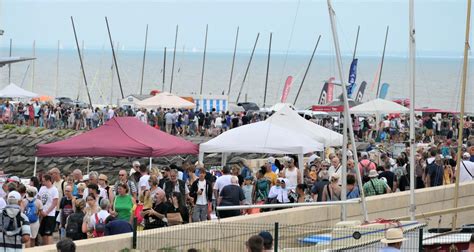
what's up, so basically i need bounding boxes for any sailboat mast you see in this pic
[200,24,208,95]
[236,33,259,103]
[105,17,124,99]
[408,0,416,221]
[452,0,471,230]
[71,16,93,108]
[327,0,368,222]
[55,40,60,97]
[352,26,360,61]
[170,25,179,93]
[76,40,84,101]
[293,35,321,105]
[263,32,272,108]
[376,26,389,98]
[139,24,149,95]
[227,26,239,96]
[8,39,12,83]
[162,47,167,91]
[31,40,36,92]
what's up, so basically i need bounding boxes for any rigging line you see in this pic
[275,0,302,102]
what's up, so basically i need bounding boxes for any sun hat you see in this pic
[368,170,379,178]
[381,228,406,244]
[7,191,21,201]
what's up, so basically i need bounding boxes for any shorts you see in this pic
[30,221,40,239]
[39,216,56,236]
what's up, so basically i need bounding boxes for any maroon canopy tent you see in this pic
[36,117,199,157]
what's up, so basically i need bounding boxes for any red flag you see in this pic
[280,76,294,103]
[327,77,335,103]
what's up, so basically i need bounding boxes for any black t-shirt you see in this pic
[242,115,250,125]
[219,184,245,206]
[144,202,169,230]
[198,113,205,124]
[311,180,329,202]
[378,171,396,191]
[231,117,239,128]
[60,197,74,227]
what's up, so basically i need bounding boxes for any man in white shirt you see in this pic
[460,153,474,183]
[107,107,115,120]
[37,174,59,245]
[83,172,108,200]
[213,166,233,199]
[138,164,151,195]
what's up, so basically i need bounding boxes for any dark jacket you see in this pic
[189,179,213,205]
[164,179,186,198]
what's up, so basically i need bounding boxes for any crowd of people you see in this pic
[1,100,473,144]
[1,135,474,249]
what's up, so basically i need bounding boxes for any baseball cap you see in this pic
[8,191,21,201]
[463,152,471,159]
[7,176,20,183]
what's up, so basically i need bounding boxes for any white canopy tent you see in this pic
[269,105,343,147]
[350,98,409,114]
[263,102,296,112]
[135,92,195,109]
[199,121,324,182]
[0,83,39,98]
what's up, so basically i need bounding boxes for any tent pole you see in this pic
[221,153,227,167]
[33,157,38,177]
[198,152,204,165]
[87,159,90,174]
[298,153,304,185]
[149,157,152,170]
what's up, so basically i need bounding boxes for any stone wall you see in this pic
[0,125,266,181]
[0,125,195,180]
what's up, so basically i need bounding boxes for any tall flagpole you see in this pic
[327,0,368,222]
[452,0,471,230]
[408,0,416,221]
[31,40,36,92]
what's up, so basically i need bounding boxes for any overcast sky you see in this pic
[0,0,469,56]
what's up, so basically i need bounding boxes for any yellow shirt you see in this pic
[264,172,277,186]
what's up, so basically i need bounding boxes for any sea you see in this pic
[1,48,473,113]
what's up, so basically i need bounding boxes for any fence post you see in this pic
[132,217,137,250]
[418,228,423,252]
[274,222,279,252]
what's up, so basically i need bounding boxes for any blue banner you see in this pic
[347,58,358,98]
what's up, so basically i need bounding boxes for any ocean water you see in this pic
[1,48,473,112]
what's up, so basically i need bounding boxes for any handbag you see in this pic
[166,212,183,226]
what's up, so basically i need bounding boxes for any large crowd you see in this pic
[0,137,473,249]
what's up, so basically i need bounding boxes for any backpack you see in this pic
[0,207,22,237]
[360,161,373,183]
[66,212,85,240]
[25,199,38,223]
[92,213,106,238]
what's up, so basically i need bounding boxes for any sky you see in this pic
[0,0,470,56]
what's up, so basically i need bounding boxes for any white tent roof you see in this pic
[263,102,296,112]
[0,83,38,98]
[268,105,343,147]
[200,121,324,154]
[135,92,195,109]
[350,98,409,114]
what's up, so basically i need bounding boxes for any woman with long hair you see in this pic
[165,192,188,225]
[322,174,341,201]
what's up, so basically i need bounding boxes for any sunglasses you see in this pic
[118,174,125,176]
